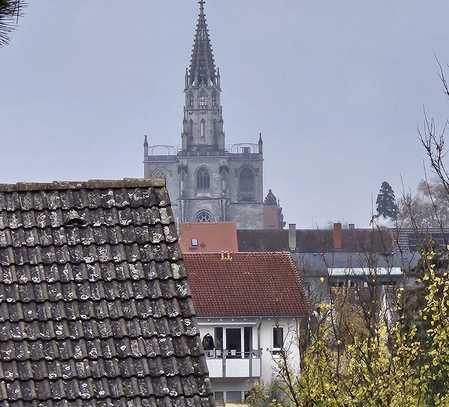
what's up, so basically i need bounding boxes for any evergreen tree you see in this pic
[376,181,398,220]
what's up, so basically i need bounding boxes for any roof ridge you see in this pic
[0,178,166,192]
[184,251,291,255]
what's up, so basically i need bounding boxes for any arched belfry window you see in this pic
[239,167,255,201]
[197,167,210,191]
[199,94,207,109]
[200,119,206,140]
[196,210,213,223]
[212,92,217,107]
[187,93,194,108]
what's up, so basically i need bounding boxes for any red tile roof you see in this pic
[179,222,238,253]
[183,252,309,318]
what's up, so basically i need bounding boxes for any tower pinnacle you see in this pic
[188,0,216,86]
[182,0,224,152]
[199,0,205,14]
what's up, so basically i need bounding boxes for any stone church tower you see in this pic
[144,0,269,229]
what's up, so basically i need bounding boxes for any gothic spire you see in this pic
[188,0,217,86]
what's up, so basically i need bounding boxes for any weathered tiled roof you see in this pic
[237,229,393,253]
[393,228,449,253]
[0,179,214,407]
[179,223,238,254]
[184,252,309,318]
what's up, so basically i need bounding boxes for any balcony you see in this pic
[205,350,261,379]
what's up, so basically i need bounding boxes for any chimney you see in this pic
[288,224,296,252]
[333,223,342,250]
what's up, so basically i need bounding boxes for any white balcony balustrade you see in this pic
[205,350,261,378]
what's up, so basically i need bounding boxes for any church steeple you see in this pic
[188,0,217,87]
[182,0,225,153]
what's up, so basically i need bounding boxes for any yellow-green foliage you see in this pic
[249,250,449,407]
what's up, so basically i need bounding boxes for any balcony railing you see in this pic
[145,143,262,158]
[205,349,261,359]
[205,349,262,378]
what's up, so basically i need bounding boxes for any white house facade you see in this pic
[184,252,308,404]
[198,317,301,403]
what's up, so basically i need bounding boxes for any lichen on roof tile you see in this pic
[0,180,214,407]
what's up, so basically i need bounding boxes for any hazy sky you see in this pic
[1,0,449,227]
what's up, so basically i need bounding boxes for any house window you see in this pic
[196,210,213,223]
[199,95,207,108]
[226,328,242,358]
[214,327,223,352]
[273,327,284,350]
[227,391,243,403]
[191,238,199,248]
[197,168,210,191]
[214,392,224,402]
[239,167,255,201]
[244,327,253,356]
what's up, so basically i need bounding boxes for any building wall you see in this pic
[227,155,264,203]
[264,206,283,229]
[227,203,264,230]
[258,318,301,384]
[197,317,301,401]
[143,159,180,220]
[144,152,265,228]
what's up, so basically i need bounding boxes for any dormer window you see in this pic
[199,95,207,108]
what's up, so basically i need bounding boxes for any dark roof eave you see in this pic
[197,314,309,319]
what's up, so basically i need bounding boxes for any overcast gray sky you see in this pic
[1,0,449,227]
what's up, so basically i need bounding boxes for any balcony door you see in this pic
[225,328,241,358]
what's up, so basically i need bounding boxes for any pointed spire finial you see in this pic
[199,0,205,14]
[188,0,216,86]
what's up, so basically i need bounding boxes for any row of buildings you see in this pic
[143,2,441,404]
[177,219,446,403]
[0,180,442,406]
[0,180,308,406]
